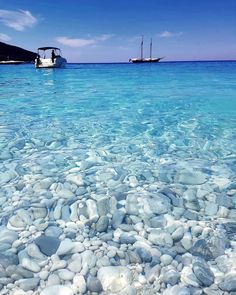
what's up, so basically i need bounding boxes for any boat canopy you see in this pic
[37,47,60,51]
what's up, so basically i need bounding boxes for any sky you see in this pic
[0,0,236,62]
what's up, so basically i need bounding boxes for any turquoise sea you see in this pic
[0,61,236,294]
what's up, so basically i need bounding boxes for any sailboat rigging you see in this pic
[129,36,163,63]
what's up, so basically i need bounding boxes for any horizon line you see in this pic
[67,59,236,64]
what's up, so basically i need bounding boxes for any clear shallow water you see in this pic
[0,61,236,293]
[1,62,236,181]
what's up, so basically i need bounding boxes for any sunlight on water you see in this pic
[0,61,236,294]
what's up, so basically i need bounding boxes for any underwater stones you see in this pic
[192,259,214,287]
[51,259,67,272]
[47,273,61,286]
[45,225,63,238]
[145,265,161,283]
[172,227,185,242]
[205,202,218,216]
[70,201,79,221]
[0,227,18,245]
[128,175,139,187]
[31,207,47,220]
[33,179,53,191]
[125,194,139,215]
[21,257,41,273]
[26,243,47,261]
[0,171,17,185]
[148,230,173,247]
[135,248,152,263]
[68,255,82,272]
[180,266,200,287]
[58,188,74,199]
[176,169,207,185]
[61,205,71,221]
[163,285,190,295]
[160,188,183,207]
[8,209,32,230]
[112,210,126,229]
[120,233,136,245]
[53,199,64,220]
[87,275,103,293]
[66,173,84,186]
[160,254,173,266]
[18,277,40,291]
[112,184,129,201]
[182,189,196,202]
[190,239,214,261]
[206,229,229,258]
[73,274,86,294]
[35,235,60,256]
[15,265,34,278]
[0,196,7,207]
[97,197,110,216]
[144,195,171,215]
[56,238,74,256]
[0,253,18,268]
[0,150,12,161]
[216,194,234,209]
[81,250,97,269]
[40,285,74,295]
[223,222,236,238]
[183,209,199,220]
[58,269,74,280]
[149,216,166,228]
[98,266,132,293]
[181,233,192,251]
[86,199,99,222]
[162,268,180,285]
[219,272,236,292]
[127,250,141,264]
[96,216,109,232]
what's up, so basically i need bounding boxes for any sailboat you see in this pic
[129,36,163,63]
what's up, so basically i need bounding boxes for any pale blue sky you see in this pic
[0,0,236,62]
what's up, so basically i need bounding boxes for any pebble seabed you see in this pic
[0,63,236,295]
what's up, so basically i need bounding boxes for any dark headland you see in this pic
[0,41,37,63]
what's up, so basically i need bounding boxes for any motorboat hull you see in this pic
[35,57,67,68]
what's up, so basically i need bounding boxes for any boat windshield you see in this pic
[37,48,61,58]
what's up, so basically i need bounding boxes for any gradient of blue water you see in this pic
[0,62,236,185]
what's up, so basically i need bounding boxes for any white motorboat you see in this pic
[35,47,67,68]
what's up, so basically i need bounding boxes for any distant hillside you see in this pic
[0,41,37,62]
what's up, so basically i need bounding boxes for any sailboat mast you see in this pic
[141,36,143,60]
[150,38,152,59]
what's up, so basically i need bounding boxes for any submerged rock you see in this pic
[35,235,60,256]
[190,239,213,261]
[96,216,109,232]
[0,253,18,268]
[176,170,207,185]
[223,222,236,238]
[87,275,103,292]
[45,225,63,238]
[135,247,152,263]
[98,266,132,293]
[219,273,236,292]
[40,285,74,295]
[192,259,214,287]
[112,210,125,229]
[120,233,136,245]
[18,278,40,291]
